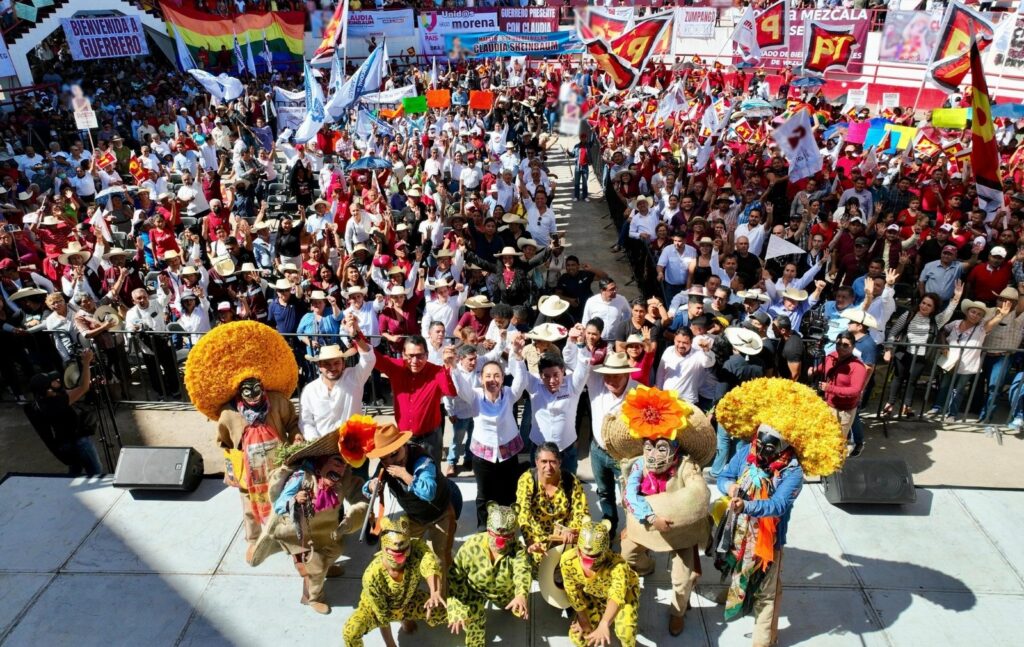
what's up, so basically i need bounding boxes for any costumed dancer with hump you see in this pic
[249,416,375,614]
[614,385,717,636]
[184,321,301,558]
[712,377,847,647]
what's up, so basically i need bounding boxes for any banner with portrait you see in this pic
[878,10,944,65]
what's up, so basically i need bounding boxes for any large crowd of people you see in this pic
[3,4,1024,643]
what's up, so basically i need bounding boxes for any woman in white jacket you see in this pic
[452,332,528,528]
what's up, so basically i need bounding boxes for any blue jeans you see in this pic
[663,282,685,310]
[850,412,864,445]
[561,444,579,476]
[710,423,739,477]
[446,418,474,464]
[615,220,631,248]
[65,437,103,476]
[544,106,558,132]
[573,163,589,200]
[978,354,1011,422]
[447,479,464,520]
[590,441,620,535]
[934,372,974,417]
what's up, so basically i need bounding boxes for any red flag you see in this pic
[968,39,1003,216]
[755,0,789,49]
[610,13,674,70]
[801,22,858,77]
[95,150,116,172]
[311,1,346,65]
[586,38,639,93]
[128,156,147,185]
[928,3,994,92]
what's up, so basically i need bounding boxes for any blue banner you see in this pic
[444,31,582,58]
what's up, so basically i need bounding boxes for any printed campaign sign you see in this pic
[60,16,150,61]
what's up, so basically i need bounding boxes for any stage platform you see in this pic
[0,475,1021,646]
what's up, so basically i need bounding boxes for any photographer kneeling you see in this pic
[24,348,103,476]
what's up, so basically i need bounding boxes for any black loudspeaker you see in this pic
[113,447,204,492]
[822,458,916,505]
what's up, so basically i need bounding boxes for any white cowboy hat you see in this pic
[40,216,62,227]
[252,221,271,232]
[525,323,568,343]
[10,287,47,300]
[593,351,637,375]
[724,326,764,355]
[497,246,522,258]
[624,334,645,346]
[279,262,299,273]
[308,290,328,301]
[430,278,454,290]
[387,285,407,297]
[502,214,528,226]
[180,266,199,277]
[737,289,770,303]
[841,309,878,329]
[961,299,988,315]
[538,295,570,318]
[517,238,540,250]
[235,262,259,274]
[161,250,181,261]
[58,241,92,265]
[93,305,122,325]
[305,344,357,362]
[273,279,293,291]
[345,286,368,297]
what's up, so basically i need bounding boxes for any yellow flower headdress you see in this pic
[621,385,694,442]
[184,321,299,420]
[715,377,846,476]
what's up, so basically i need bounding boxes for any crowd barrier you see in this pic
[19,321,1023,432]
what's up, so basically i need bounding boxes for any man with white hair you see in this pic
[628,196,660,243]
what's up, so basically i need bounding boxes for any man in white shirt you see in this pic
[459,158,483,194]
[177,292,211,345]
[734,206,771,257]
[657,231,696,305]
[524,189,557,246]
[523,323,592,474]
[15,147,45,175]
[656,327,716,404]
[582,278,632,341]
[628,196,660,242]
[125,288,180,398]
[422,278,470,338]
[299,319,376,441]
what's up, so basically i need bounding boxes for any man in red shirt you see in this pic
[374,335,458,461]
[965,245,1012,305]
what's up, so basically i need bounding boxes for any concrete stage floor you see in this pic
[0,475,1021,646]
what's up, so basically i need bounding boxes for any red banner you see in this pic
[733,8,869,73]
[969,38,1002,214]
[928,4,994,92]
[586,39,638,92]
[610,13,673,69]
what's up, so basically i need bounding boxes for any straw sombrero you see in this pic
[284,430,341,467]
[537,544,571,609]
[604,392,716,466]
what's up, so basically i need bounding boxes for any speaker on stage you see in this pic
[113,447,204,492]
[822,458,916,505]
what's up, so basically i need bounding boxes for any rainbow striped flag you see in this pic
[159,2,303,71]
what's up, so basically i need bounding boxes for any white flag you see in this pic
[188,70,244,103]
[430,55,438,88]
[765,234,809,260]
[262,30,273,75]
[245,34,258,77]
[295,61,326,144]
[733,6,761,63]
[325,42,387,119]
[773,111,822,182]
[173,26,197,71]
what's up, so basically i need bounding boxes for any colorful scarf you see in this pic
[717,441,795,622]
[237,396,278,525]
[313,476,340,514]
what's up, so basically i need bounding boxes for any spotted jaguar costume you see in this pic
[559,517,640,647]
[342,515,447,647]
[447,503,531,647]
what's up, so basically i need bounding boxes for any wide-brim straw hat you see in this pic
[841,309,878,329]
[212,256,235,276]
[538,295,569,317]
[285,430,341,467]
[537,544,571,609]
[465,295,495,309]
[235,262,259,274]
[10,287,47,301]
[497,246,522,258]
[93,305,122,325]
[781,288,808,302]
[593,351,636,375]
[525,323,568,343]
[366,424,412,458]
[101,247,130,261]
[961,299,988,315]
[306,344,357,362]
[604,403,716,466]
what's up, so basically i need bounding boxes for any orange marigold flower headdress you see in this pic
[184,321,299,420]
[337,414,378,468]
[621,385,694,442]
[716,377,846,476]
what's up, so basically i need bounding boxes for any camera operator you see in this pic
[25,348,103,475]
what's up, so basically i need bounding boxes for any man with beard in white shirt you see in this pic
[582,278,631,341]
[656,327,716,405]
[299,316,376,442]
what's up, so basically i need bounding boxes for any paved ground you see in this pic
[2,474,1022,646]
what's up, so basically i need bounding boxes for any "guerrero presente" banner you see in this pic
[60,16,150,61]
